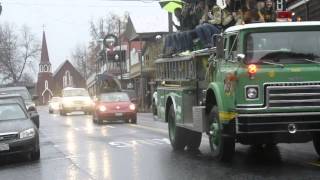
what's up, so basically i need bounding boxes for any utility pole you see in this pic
[168,12,173,33]
[139,38,144,111]
[118,19,123,83]
[305,0,310,21]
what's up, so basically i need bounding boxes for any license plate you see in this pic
[0,143,9,151]
[115,113,123,117]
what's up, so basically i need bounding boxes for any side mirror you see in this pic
[213,34,224,59]
[30,112,40,129]
[27,106,36,112]
[131,98,137,104]
[237,54,246,61]
[32,95,38,101]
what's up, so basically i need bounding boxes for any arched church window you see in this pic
[44,65,48,72]
[45,80,48,89]
[40,65,43,72]
[63,76,66,88]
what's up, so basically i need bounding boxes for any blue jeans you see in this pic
[195,23,221,48]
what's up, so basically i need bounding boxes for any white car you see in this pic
[48,97,61,114]
[59,87,93,116]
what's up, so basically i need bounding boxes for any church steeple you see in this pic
[39,31,51,73]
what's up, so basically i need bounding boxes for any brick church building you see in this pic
[36,31,86,105]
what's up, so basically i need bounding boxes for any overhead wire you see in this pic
[2,0,159,8]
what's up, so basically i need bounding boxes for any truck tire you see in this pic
[186,130,202,151]
[208,106,235,161]
[168,104,187,151]
[313,133,320,156]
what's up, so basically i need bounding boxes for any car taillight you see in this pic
[248,64,257,79]
[99,105,107,112]
[129,104,136,111]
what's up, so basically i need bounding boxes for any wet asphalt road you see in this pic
[1,106,320,180]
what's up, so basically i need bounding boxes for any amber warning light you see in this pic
[248,64,257,76]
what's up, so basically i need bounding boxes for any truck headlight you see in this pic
[20,128,35,139]
[246,87,259,99]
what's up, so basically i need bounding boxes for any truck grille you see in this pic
[0,133,18,142]
[266,82,320,108]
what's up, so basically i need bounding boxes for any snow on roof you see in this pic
[129,11,169,34]
[225,21,320,33]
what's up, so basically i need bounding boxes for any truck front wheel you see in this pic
[208,106,235,161]
[168,104,187,151]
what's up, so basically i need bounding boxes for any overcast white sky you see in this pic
[0,0,166,73]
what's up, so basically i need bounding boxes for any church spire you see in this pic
[40,31,51,65]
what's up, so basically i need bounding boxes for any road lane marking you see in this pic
[106,125,115,128]
[108,138,170,148]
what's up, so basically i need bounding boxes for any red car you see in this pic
[92,92,137,124]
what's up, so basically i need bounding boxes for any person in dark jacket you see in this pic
[261,0,277,22]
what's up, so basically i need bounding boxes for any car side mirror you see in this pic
[237,54,245,61]
[27,106,36,112]
[32,95,38,101]
[213,34,224,59]
[131,98,137,104]
[30,112,39,128]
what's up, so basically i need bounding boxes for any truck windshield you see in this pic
[246,31,320,64]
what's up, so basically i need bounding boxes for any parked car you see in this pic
[0,86,38,112]
[0,94,39,128]
[92,92,137,124]
[0,99,40,161]
[59,87,93,116]
[48,97,61,114]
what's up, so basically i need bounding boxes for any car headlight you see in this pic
[246,87,259,99]
[20,128,35,139]
[99,105,107,112]
[129,104,136,111]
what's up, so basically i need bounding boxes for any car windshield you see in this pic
[0,89,31,100]
[100,93,130,102]
[63,89,89,97]
[246,31,320,64]
[0,104,27,121]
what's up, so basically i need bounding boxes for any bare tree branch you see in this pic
[0,23,40,84]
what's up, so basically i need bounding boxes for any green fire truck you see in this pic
[154,22,320,161]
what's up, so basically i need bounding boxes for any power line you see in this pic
[2,0,160,8]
